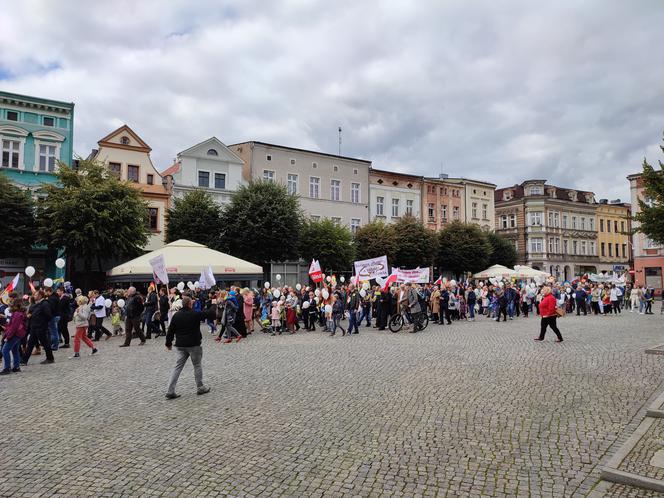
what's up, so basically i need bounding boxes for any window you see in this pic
[563,240,568,254]
[548,211,554,227]
[453,206,460,220]
[530,238,543,253]
[266,155,272,161]
[621,221,626,233]
[614,221,618,233]
[109,162,121,179]
[581,241,587,255]
[503,191,512,201]
[509,214,516,228]
[207,149,218,156]
[472,202,478,219]
[615,243,619,258]
[215,173,226,189]
[290,158,296,165]
[351,182,360,203]
[353,168,358,175]
[148,208,158,230]
[501,215,508,229]
[43,116,55,127]
[589,242,595,255]
[601,243,606,257]
[330,180,341,201]
[608,244,613,257]
[482,203,488,220]
[309,177,320,198]
[589,218,594,231]
[127,165,139,182]
[312,162,317,168]
[287,174,298,195]
[6,111,18,121]
[427,203,435,220]
[572,240,578,254]
[120,136,130,145]
[529,212,542,226]
[198,171,210,188]
[146,174,154,185]
[406,199,414,216]
[333,165,338,172]
[392,198,400,218]
[529,185,543,195]
[310,215,320,221]
[350,219,360,234]
[580,217,586,230]
[263,170,275,182]
[548,237,555,254]
[606,220,611,232]
[38,144,57,172]
[562,214,568,228]
[441,205,448,220]
[376,196,384,216]
[600,219,604,232]
[2,139,20,168]
[622,243,627,258]
[572,216,577,229]
[331,216,341,224]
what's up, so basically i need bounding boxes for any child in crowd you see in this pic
[270,301,281,336]
[72,296,98,358]
[110,303,123,335]
[458,294,467,321]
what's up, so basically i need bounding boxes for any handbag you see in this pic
[555,307,566,317]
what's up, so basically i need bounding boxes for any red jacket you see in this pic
[539,294,557,318]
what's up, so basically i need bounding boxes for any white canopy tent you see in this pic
[472,264,516,279]
[106,239,263,284]
[513,265,551,279]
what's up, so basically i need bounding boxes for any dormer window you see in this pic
[529,185,543,195]
[502,190,512,201]
[407,183,413,189]
[377,178,384,184]
[568,191,578,201]
[207,149,218,156]
[120,136,130,145]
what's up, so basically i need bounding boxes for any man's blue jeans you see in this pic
[2,336,21,370]
[49,316,60,351]
[359,307,371,326]
[348,310,359,334]
[507,302,515,318]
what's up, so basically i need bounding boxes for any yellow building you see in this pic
[596,200,631,274]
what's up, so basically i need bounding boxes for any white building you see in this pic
[369,169,423,223]
[162,137,245,205]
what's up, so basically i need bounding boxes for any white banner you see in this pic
[392,267,430,284]
[198,266,216,290]
[353,255,389,280]
[149,254,169,284]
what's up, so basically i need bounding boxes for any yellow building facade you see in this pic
[596,201,631,274]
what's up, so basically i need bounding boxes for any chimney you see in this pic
[599,199,608,204]
[439,173,448,179]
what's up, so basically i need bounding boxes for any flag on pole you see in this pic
[381,270,398,292]
[434,275,442,286]
[0,273,20,305]
[309,259,323,283]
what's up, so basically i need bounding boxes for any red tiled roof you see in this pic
[161,161,181,177]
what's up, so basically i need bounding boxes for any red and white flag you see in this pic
[381,270,398,291]
[434,275,442,286]
[309,259,323,283]
[0,273,20,305]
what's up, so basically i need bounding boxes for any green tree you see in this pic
[299,219,355,273]
[486,231,518,268]
[437,222,491,277]
[391,215,438,268]
[217,180,302,266]
[0,173,36,259]
[166,190,222,245]
[353,220,397,263]
[37,159,150,270]
[635,133,664,244]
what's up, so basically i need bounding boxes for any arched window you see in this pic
[120,136,130,145]
[207,149,218,156]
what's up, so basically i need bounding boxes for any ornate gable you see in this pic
[98,124,151,152]
[178,137,244,164]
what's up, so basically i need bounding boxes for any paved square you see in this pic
[2,313,664,497]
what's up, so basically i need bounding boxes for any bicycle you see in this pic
[389,310,429,333]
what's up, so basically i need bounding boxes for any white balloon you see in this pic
[273,289,281,299]
[302,301,310,309]
[326,276,331,283]
[43,278,53,288]
[360,289,367,297]
[325,304,333,314]
[276,274,282,281]
[450,279,457,287]
[187,281,194,290]
[55,258,65,269]
[117,299,126,308]
[25,266,35,278]
[295,283,302,291]
[104,298,112,308]
[340,276,345,283]
[322,290,330,300]
[177,282,185,291]
[264,281,270,289]
[314,289,321,297]
[194,281,200,288]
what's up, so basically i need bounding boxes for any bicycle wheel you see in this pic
[389,314,403,333]
[416,313,429,331]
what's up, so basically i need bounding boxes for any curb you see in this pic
[645,344,664,355]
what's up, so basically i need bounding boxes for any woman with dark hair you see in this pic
[1,299,28,374]
[22,290,55,365]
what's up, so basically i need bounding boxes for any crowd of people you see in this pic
[0,277,661,386]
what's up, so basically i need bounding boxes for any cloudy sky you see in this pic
[1,0,663,200]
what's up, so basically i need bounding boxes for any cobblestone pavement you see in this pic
[619,417,664,481]
[2,313,664,497]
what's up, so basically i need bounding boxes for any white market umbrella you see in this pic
[472,264,516,279]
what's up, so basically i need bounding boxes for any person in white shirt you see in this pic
[91,290,112,341]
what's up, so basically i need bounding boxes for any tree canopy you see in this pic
[299,219,355,273]
[634,133,664,245]
[391,215,438,269]
[37,159,150,270]
[437,222,491,277]
[486,231,518,268]
[166,190,222,246]
[0,173,36,259]
[217,180,302,267]
[353,220,397,263]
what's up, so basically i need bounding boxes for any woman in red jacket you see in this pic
[535,286,563,342]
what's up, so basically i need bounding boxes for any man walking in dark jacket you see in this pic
[164,296,214,399]
[57,286,72,348]
[22,290,54,364]
[120,287,146,347]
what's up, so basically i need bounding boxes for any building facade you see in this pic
[447,177,496,231]
[0,90,74,192]
[90,125,171,251]
[595,200,632,274]
[628,173,663,293]
[421,176,465,231]
[230,141,370,233]
[369,169,422,223]
[163,137,245,205]
[495,180,599,281]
